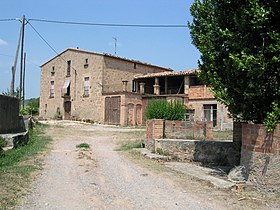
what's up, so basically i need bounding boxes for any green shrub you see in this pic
[145,99,186,120]
[264,102,280,132]
[0,137,5,149]
[76,143,90,149]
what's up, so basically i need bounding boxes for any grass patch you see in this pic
[76,143,90,149]
[116,140,143,151]
[0,123,52,209]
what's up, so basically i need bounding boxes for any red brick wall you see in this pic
[241,124,280,154]
[189,86,215,100]
[238,123,280,191]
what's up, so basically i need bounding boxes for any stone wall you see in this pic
[155,139,240,166]
[164,120,213,140]
[146,119,213,151]
[0,95,23,134]
[237,123,280,191]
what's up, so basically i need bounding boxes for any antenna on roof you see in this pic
[112,37,117,55]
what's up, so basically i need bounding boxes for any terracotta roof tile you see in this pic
[134,68,200,79]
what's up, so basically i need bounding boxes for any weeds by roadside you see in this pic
[76,142,90,149]
[0,123,52,209]
[116,140,143,151]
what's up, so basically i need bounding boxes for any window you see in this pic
[203,104,217,127]
[134,63,137,69]
[84,77,90,97]
[67,60,71,76]
[84,58,89,68]
[51,66,55,76]
[62,80,71,96]
[50,81,54,98]
[44,104,47,113]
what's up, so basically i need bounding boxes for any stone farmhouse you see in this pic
[39,48,232,130]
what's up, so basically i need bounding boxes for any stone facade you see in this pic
[39,48,170,123]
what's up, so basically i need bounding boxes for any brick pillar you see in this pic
[240,123,280,191]
[146,119,164,152]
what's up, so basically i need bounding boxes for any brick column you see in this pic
[240,123,280,191]
[146,119,164,152]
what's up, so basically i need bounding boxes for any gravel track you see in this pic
[17,121,240,210]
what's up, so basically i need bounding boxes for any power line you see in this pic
[29,18,188,28]
[28,22,60,56]
[0,18,16,22]
[27,21,79,72]
[0,53,40,68]
[0,53,14,58]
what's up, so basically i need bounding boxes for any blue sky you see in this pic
[0,0,200,99]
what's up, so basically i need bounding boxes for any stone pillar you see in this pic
[139,83,145,94]
[153,77,160,95]
[184,75,190,94]
[122,80,128,92]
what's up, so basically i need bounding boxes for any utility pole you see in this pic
[10,17,23,96]
[19,15,26,107]
[113,37,117,55]
[23,52,26,109]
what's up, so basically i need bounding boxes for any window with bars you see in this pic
[84,77,90,97]
[50,81,55,98]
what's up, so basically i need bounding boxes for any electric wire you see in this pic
[27,22,79,72]
[0,53,40,68]
[0,18,16,22]
[29,18,188,28]
[28,22,60,56]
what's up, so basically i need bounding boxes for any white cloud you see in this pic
[0,38,8,46]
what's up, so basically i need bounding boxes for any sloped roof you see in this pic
[133,68,200,79]
[41,48,173,71]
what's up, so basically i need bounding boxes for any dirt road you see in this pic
[18,121,275,210]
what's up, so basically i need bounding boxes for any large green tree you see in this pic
[189,0,280,123]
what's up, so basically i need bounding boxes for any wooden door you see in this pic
[64,101,71,120]
[105,96,121,125]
